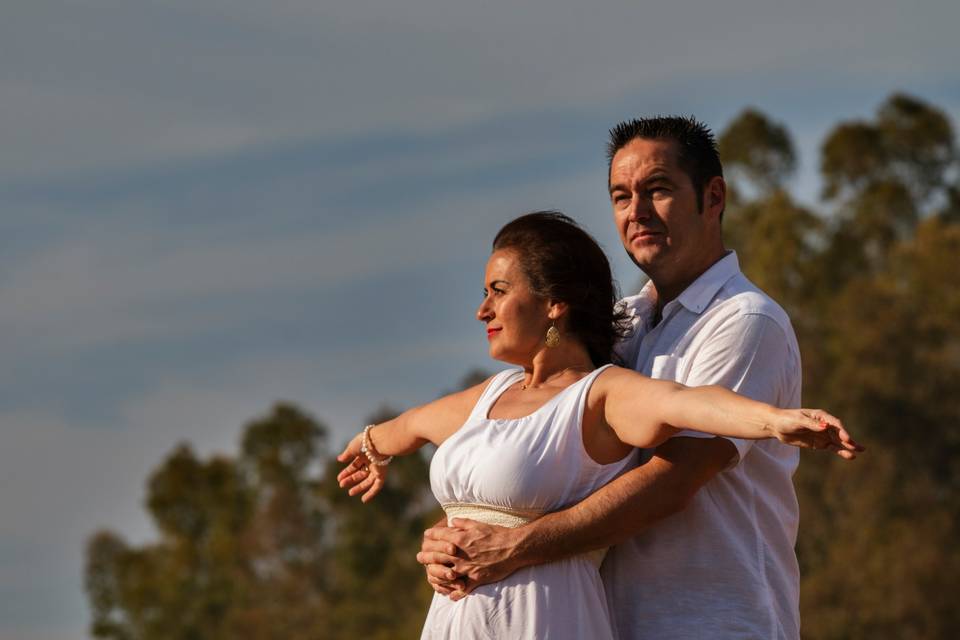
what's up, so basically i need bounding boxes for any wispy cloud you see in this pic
[4,0,957,177]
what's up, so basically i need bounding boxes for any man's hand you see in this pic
[417,518,524,600]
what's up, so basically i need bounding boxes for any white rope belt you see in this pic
[442,502,608,569]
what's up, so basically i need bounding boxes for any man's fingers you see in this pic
[420,537,462,558]
[424,562,461,582]
[424,525,461,543]
[417,550,460,566]
[425,517,481,540]
[427,573,465,591]
[423,560,466,596]
[448,579,479,601]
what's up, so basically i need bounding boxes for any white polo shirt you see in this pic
[602,252,802,640]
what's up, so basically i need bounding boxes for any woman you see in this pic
[337,212,861,639]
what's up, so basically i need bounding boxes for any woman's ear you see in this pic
[547,300,569,322]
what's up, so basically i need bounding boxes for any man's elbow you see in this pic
[657,485,697,520]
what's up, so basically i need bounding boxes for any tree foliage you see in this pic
[85,402,441,639]
[723,94,960,639]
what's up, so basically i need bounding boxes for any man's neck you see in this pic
[649,250,729,313]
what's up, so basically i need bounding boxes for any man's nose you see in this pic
[626,195,652,223]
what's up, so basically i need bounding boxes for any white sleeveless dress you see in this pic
[422,366,636,639]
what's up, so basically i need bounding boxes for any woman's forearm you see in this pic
[368,409,430,457]
[664,384,778,440]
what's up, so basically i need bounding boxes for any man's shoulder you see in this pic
[709,272,795,339]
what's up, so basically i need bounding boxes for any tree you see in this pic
[719,108,797,198]
[86,404,332,640]
[721,94,960,638]
[84,372,490,638]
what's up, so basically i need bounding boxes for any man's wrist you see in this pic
[505,521,540,571]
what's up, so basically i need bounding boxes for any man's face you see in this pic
[609,138,711,279]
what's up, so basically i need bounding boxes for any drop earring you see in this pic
[545,323,560,348]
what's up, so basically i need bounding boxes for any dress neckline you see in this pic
[484,366,608,422]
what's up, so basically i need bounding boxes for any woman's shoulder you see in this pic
[585,364,657,401]
[450,368,520,405]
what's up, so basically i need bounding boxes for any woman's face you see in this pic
[476,248,552,365]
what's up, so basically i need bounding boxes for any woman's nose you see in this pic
[476,297,493,322]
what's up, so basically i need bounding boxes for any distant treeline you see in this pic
[85,93,960,639]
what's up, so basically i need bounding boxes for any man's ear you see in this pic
[704,176,726,222]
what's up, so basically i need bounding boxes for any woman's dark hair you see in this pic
[492,211,631,366]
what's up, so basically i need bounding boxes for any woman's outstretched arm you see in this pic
[599,367,863,457]
[336,374,493,501]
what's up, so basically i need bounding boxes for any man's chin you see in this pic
[624,247,665,272]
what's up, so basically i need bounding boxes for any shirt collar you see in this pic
[671,251,741,315]
[618,251,742,324]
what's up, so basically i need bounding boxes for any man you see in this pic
[418,116,804,639]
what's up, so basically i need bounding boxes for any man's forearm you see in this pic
[508,436,736,569]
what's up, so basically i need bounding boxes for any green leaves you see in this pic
[720,108,796,196]
[722,94,960,639]
[85,401,441,640]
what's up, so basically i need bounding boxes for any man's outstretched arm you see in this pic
[418,435,736,596]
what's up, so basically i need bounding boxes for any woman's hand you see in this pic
[336,433,388,502]
[770,409,865,459]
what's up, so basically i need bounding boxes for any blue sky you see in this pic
[2,1,959,637]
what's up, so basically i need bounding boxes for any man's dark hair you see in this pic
[493,211,631,366]
[606,116,723,212]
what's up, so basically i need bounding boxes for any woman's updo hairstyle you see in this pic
[492,211,631,366]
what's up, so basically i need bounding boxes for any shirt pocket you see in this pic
[649,354,686,382]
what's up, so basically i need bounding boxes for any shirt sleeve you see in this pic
[672,311,800,468]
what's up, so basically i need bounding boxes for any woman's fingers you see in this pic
[336,434,362,462]
[810,410,863,450]
[797,409,865,455]
[348,471,376,496]
[337,456,369,486]
[361,474,385,502]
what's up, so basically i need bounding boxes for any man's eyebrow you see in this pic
[608,172,675,194]
[643,172,674,185]
[488,279,511,288]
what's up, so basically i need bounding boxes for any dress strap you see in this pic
[466,369,523,422]
[550,364,615,462]
[569,364,614,415]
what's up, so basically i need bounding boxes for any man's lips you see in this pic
[630,230,663,243]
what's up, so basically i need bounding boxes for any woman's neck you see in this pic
[519,343,595,390]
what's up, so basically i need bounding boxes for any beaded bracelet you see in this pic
[360,424,394,467]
